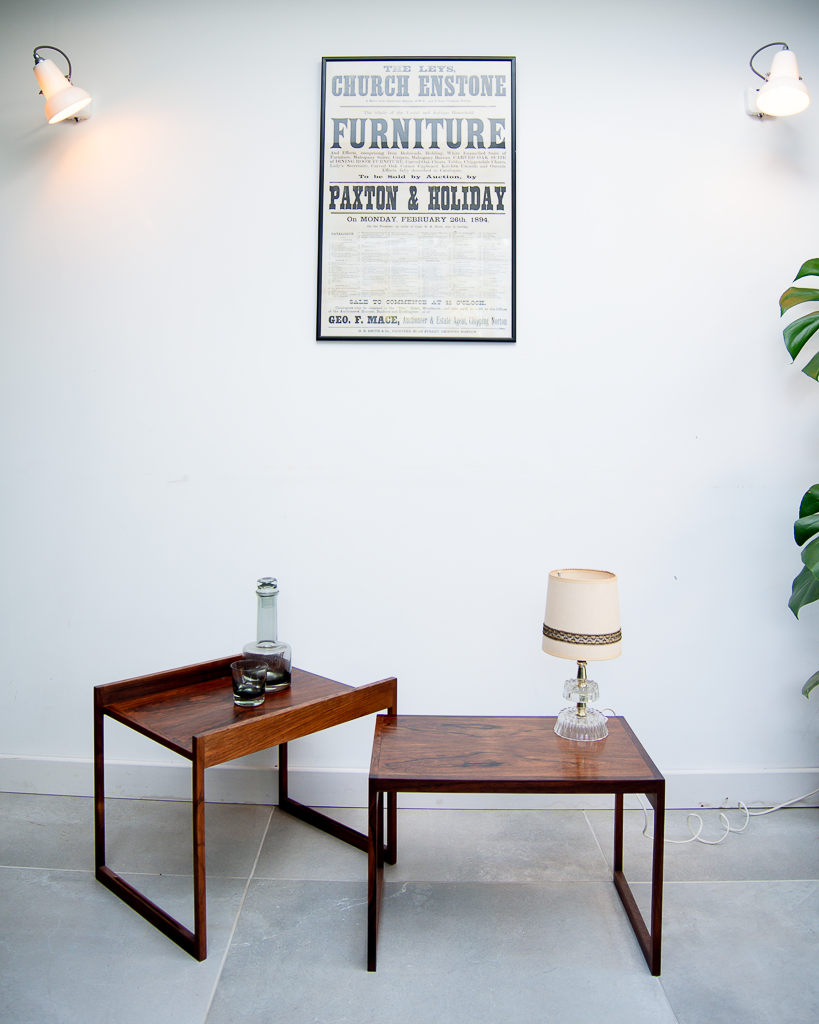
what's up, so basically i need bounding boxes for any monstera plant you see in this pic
[780,257,819,696]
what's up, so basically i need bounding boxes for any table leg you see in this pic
[192,741,207,961]
[95,711,200,960]
[278,741,289,804]
[367,784,384,971]
[277,741,395,860]
[386,790,397,865]
[647,784,665,975]
[94,692,106,872]
[613,792,624,872]
[612,788,663,976]
[385,695,397,866]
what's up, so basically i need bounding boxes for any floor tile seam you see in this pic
[201,806,275,1024]
[655,877,819,885]
[377,875,819,886]
[248,877,616,883]
[0,864,94,874]
[656,979,683,1024]
[0,864,263,880]
[581,807,613,871]
[243,874,620,885]
[117,871,255,880]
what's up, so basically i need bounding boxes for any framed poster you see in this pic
[317,56,516,342]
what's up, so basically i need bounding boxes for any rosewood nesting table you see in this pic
[367,715,664,974]
[94,656,397,960]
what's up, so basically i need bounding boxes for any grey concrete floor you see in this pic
[0,793,817,1024]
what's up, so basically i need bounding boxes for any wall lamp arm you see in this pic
[750,42,790,82]
[33,45,74,82]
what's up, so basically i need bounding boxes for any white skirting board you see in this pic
[1,755,818,810]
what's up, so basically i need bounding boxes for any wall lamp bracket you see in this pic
[745,42,810,118]
[33,45,92,123]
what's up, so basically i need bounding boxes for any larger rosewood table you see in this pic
[368,715,664,974]
[95,656,397,961]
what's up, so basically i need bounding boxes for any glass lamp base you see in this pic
[554,706,608,742]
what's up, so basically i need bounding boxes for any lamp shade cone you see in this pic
[33,58,92,123]
[756,49,810,116]
[542,568,621,661]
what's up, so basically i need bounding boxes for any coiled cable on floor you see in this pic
[598,708,818,845]
[636,786,819,845]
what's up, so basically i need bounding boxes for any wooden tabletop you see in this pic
[370,715,663,793]
[100,666,357,760]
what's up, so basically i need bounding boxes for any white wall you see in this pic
[2,0,819,807]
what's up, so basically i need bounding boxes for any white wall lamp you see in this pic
[745,42,810,117]
[33,46,92,123]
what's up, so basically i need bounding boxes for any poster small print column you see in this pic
[317,57,516,342]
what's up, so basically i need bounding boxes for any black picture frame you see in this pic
[317,56,516,342]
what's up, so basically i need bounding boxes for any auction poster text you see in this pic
[317,57,516,341]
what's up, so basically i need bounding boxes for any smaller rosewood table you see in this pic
[95,657,397,961]
[368,715,664,974]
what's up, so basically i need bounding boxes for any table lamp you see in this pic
[542,568,621,742]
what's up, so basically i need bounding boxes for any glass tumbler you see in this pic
[230,658,267,707]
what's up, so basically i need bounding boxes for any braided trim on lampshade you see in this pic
[542,623,622,646]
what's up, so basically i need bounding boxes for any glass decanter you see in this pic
[243,577,292,691]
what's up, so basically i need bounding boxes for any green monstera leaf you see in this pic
[789,488,819,698]
[783,314,819,376]
[780,262,819,379]
[802,670,819,698]
[793,258,819,281]
[782,268,819,696]
[789,562,819,617]
[798,483,819,519]
[780,286,819,316]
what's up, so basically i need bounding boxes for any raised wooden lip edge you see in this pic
[97,665,362,761]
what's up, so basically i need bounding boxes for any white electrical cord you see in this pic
[637,786,819,846]
[597,709,819,845]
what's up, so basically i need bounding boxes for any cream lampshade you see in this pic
[542,568,621,741]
